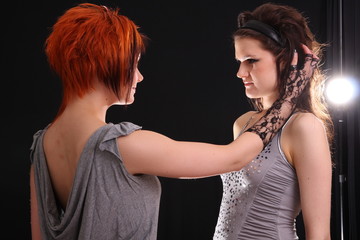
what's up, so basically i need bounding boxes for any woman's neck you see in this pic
[262,92,280,110]
[59,86,117,124]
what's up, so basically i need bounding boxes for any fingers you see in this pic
[301,44,312,54]
[290,49,298,70]
[301,43,319,60]
[299,44,319,73]
[291,44,317,72]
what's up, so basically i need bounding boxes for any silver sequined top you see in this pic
[213,118,300,240]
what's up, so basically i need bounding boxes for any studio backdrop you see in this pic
[2,0,359,239]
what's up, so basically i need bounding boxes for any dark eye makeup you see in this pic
[247,59,259,64]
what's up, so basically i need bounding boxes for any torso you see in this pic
[43,113,105,209]
[31,122,162,239]
[214,111,303,239]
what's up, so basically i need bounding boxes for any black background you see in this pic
[4,0,358,239]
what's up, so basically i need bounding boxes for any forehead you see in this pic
[234,37,268,59]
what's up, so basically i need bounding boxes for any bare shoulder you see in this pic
[233,111,258,127]
[281,112,329,166]
[233,111,258,139]
[285,112,326,135]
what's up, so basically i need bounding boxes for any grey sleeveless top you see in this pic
[30,122,161,240]
[213,117,300,240]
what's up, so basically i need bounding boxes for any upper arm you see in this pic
[289,114,332,239]
[30,166,43,240]
[117,129,262,178]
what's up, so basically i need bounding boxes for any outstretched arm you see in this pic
[119,129,263,178]
[118,45,319,178]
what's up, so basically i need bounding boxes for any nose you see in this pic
[236,63,250,79]
[136,68,144,82]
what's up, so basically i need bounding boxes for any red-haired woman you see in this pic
[30,3,318,240]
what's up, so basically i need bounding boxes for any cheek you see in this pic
[253,66,278,93]
[264,61,277,81]
[268,68,278,88]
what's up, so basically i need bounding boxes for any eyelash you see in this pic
[247,59,259,64]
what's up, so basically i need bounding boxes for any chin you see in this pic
[114,99,134,105]
[245,93,260,99]
[125,99,135,105]
[245,89,266,99]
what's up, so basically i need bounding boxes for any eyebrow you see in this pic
[236,54,257,62]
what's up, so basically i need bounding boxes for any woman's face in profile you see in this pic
[234,37,279,102]
[117,56,144,105]
[128,66,144,104]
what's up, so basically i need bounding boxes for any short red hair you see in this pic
[45,3,146,117]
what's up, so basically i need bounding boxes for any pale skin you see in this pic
[234,37,332,240]
[30,58,264,239]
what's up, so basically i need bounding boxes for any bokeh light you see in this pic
[326,76,358,105]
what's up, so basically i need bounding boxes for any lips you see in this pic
[243,81,254,87]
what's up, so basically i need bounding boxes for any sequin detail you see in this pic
[213,132,300,240]
[214,144,271,239]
